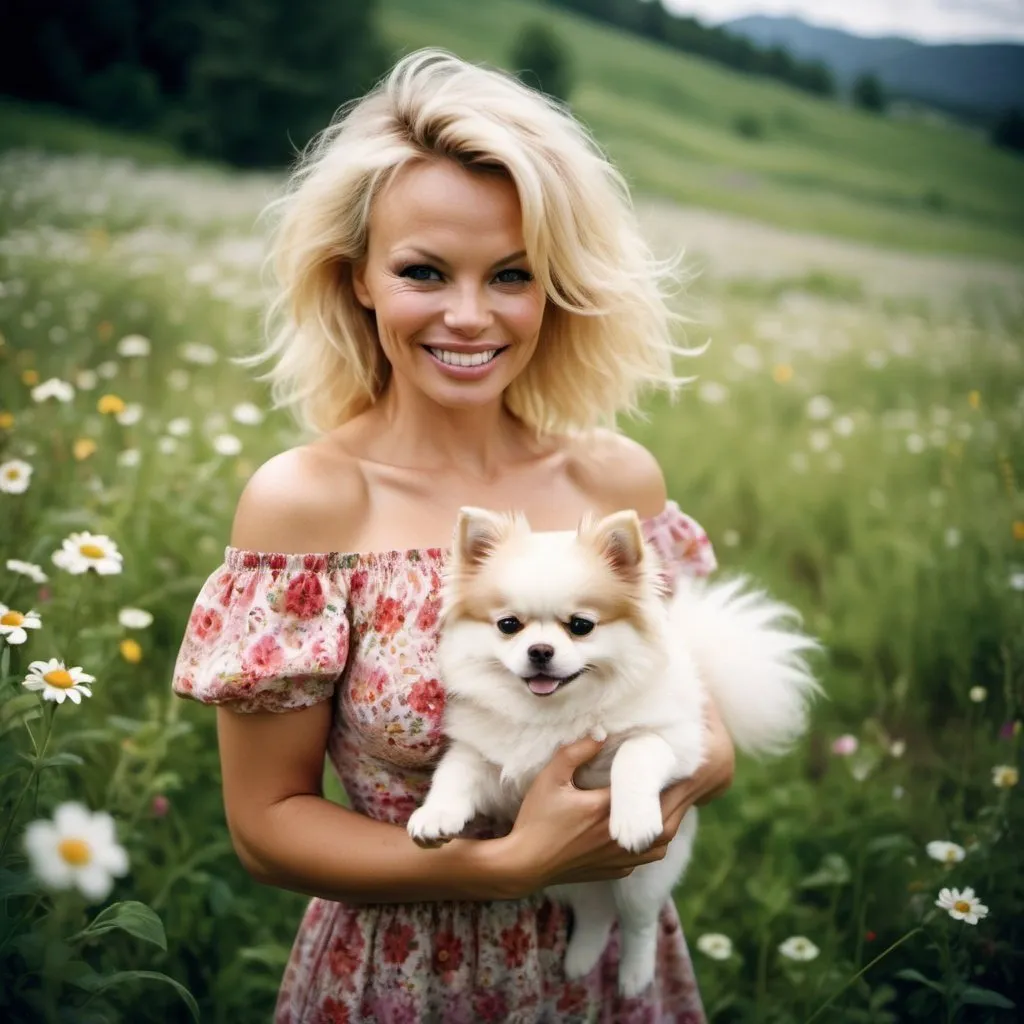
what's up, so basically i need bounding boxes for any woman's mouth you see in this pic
[423,345,508,378]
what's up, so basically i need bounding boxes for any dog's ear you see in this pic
[580,509,645,580]
[454,507,519,569]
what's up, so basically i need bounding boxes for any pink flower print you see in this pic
[474,990,510,1022]
[348,569,368,597]
[189,605,223,642]
[407,678,446,719]
[285,572,326,618]
[243,634,284,677]
[382,921,416,965]
[373,595,405,636]
[432,930,464,975]
[415,595,441,634]
[499,920,532,968]
[316,996,350,1023]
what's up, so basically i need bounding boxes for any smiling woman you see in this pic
[171,46,733,1024]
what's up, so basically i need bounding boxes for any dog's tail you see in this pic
[669,574,822,757]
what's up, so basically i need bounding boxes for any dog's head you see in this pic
[437,506,669,717]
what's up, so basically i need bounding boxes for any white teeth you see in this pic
[428,348,500,368]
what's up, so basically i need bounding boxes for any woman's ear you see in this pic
[351,259,374,310]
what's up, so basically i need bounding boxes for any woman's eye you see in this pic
[494,268,533,285]
[567,617,595,637]
[399,264,442,282]
[497,616,524,635]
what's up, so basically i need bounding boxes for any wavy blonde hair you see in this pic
[244,48,698,436]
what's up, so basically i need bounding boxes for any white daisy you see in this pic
[1009,572,1024,592]
[96,360,118,380]
[992,765,1019,788]
[232,402,264,426]
[157,437,177,455]
[969,686,987,703]
[926,840,966,865]
[0,459,33,494]
[6,559,48,584]
[935,887,989,925]
[75,369,98,391]
[116,334,151,358]
[696,933,733,960]
[906,433,926,454]
[167,369,190,391]
[117,448,141,468]
[806,395,834,421]
[166,416,192,437]
[0,604,42,645]
[212,433,242,456]
[698,381,728,405]
[779,936,820,961]
[118,607,153,629]
[23,802,128,901]
[180,342,218,366]
[52,532,123,575]
[116,403,143,426]
[22,658,95,704]
[30,378,75,403]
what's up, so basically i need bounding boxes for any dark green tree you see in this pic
[852,72,887,113]
[991,108,1024,155]
[511,22,575,104]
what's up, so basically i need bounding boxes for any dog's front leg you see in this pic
[608,733,678,854]
[407,742,497,848]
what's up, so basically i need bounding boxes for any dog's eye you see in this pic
[567,616,595,637]
[496,616,523,635]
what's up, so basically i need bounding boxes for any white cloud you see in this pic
[662,0,1024,43]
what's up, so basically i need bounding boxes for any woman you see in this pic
[172,49,735,1023]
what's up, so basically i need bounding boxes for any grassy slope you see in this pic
[380,0,1024,262]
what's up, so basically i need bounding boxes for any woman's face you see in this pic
[352,158,546,412]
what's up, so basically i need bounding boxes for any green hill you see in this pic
[380,0,1024,262]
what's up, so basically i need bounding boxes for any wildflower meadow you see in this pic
[0,142,1021,1023]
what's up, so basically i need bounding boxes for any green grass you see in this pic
[0,144,1021,1023]
[380,0,1024,262]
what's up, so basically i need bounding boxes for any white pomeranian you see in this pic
[407,506,821,997]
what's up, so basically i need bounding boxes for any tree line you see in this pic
[545,0,836,96]
[1,0,388,167]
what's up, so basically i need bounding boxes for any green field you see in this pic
[0,8,1022,1021]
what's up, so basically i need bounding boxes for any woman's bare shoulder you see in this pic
[229,440,370,554]
[563,428,668,520]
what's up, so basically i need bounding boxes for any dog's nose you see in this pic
[527,644,554,665]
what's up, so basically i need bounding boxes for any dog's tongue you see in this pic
[527,675,561,696]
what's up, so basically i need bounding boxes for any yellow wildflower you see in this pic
[968,390,980,410]
[97,394,126,416]
[772,364,794,384]
[119,638,143,664]
[72,438,97,461]
[1013,521,1024,542]
[0,411,13,430]
[22,369,39,386]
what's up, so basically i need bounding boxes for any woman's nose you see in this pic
[443,285,492,336]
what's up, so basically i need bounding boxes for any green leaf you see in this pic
[0,868,38,898]
[70,969,199,1022]
[865,834,914,857]
[959,986,1015,1009]
[0,692,43,733]
[106,716,145,734]
[72,901,167,951]
[895,968,945,994]
[34,751,85,770]
[799,852,851,888]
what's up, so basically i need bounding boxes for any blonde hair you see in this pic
[244,47,697,436]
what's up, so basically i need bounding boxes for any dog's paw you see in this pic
[406,803,471,848]
[563,932,607,981]
[609,796,662,854]
[618,958,656,999]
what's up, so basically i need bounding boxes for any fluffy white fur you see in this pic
[407,506,821,997]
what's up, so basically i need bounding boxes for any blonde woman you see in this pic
[173,49,734,1022]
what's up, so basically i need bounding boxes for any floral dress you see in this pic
[172,501,717,1024]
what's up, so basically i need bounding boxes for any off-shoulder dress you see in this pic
[172,502,717,1024]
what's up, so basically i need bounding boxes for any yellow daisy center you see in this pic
[43,669,75,689]
[945,849,958,862]
[1,610,25,626]
[58,837,92,867]
[78,543,106,559]
[954,900,971,914]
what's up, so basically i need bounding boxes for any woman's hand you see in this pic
[500,698,736,897]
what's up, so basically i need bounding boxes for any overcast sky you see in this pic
[662,0,1024,43]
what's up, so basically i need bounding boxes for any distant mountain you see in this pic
[723,14,1024,115]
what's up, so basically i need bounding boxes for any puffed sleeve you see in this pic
[642,500,717,591]
[171,550,351,714]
